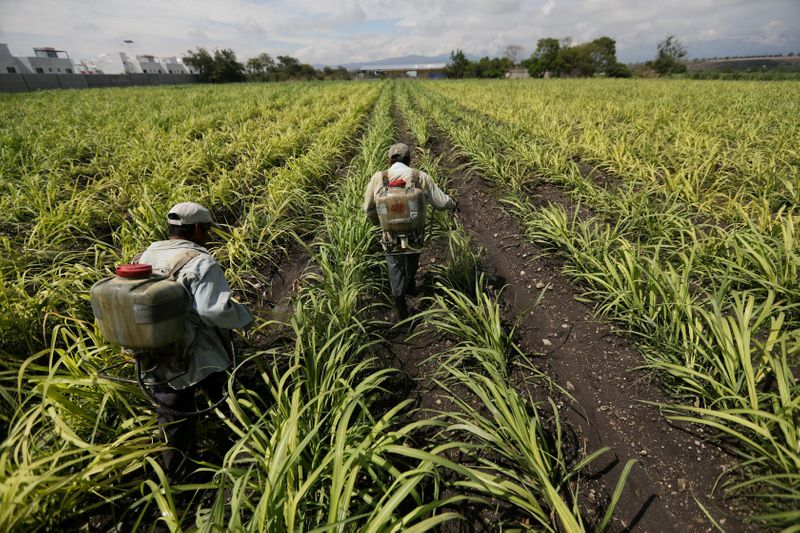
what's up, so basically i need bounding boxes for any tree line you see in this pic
[446,35,689,79]
[184,34,691,83]
[183,48,351,83]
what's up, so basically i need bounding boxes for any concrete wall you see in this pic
[0,74,29,92]
[0,73,198,93]
[85,75,112,88]
[57,74,89,89]
[127,73,150,86]
[24,74,61,90]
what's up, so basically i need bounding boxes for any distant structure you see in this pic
[1,43,197,76]
[358,62,447,79]
[0,44,75,74]
[73,60,102,74]
[93,52,197,75]
[0,43,32,73]
[163,56,197,75]
[27,47,75,74]
[505,68,530,79]
[0,43,199,93]
[136,54,165,74]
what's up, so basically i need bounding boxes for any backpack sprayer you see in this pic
[90,262,234,416]
[375,170,426,255]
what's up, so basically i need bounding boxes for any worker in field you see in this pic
[137,202,253,479]
[364,143,456,320]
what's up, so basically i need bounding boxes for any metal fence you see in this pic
[0,73,199,93]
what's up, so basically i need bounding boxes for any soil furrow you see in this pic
[424,132,750,532]
[380,105,457,418]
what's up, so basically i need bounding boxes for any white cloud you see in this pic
[0,0,798,65]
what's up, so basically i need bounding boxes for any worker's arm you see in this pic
[363,173,381,225]
[421,173,456,211]
[192,263,254,330]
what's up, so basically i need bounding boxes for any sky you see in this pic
[1,0,799,66]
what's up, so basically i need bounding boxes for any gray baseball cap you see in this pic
[167,202,213,226]
[388,143,410,160]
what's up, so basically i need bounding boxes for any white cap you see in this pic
[167,202,213,226]
[388,143,410,160]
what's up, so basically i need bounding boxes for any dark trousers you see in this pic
[386,252,420,298]
[152,371,226,478]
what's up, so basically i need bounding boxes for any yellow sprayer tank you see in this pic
[90,264,186,349]
[375,186,426,233]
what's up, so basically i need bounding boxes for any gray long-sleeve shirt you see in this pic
[363,162,455,225]
[138,239,253,389]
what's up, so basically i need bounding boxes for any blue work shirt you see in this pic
[139,239,253,389]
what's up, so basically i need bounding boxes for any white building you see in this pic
[505,68,530,79]
[25,47,75,74]
[0,43,32,73]
[136,54,167,74]
[163,56,197,74]
[1,43,196,77]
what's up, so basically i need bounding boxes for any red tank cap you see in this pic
[116,264,153,278]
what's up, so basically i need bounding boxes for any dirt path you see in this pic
[413,131,750,530]
[379,108,467,423]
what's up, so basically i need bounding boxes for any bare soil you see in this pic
[78,100,759,532]
[385,104,754,530]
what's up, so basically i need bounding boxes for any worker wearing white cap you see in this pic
[137,201,253,479]
[363,143,456,320]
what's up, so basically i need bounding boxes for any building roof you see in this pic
[359,63,447,71]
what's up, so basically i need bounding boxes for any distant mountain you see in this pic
[319,53,462,70]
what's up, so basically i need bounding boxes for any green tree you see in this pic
[588,37,617,72]
[524,36,630,78]
[321,66,351,80]
[561,43,595,76]
[276,55,301,75]
[211,49,246,82]
[651,35,688,75]
[475,56,513,78]
[446,49,469,79]
[585,37,631,77]
[183,48,214,81]
[184,47,245,83]
[525,38,564,76]
[246,53,276,80]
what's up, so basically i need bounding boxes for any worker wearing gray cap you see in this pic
[364,143,456,320]
[137,201,253,479]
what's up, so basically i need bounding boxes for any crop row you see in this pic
[0,82,380,358]
[408,79,799,527]
[2,79,630,532]
[0,81,381,528]
[427,79,799,223]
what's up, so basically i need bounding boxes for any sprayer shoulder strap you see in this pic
[166,249,204,279]
[382,169,420,187]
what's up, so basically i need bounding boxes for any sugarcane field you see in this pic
[0,74,798,532]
